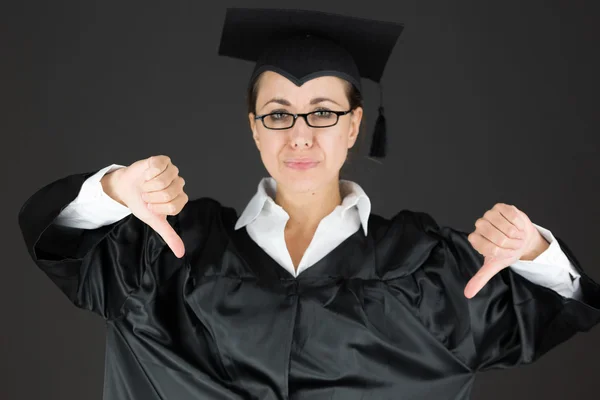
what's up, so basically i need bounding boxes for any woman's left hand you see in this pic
[464,203,549,299]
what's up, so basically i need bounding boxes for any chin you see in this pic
[276,169,332,194]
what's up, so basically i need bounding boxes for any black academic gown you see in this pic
[18,170,600,400]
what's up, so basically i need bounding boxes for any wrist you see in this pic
[520,231,550,261]
[100,168,127,206]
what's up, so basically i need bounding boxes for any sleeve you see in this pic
[434,222,600,372]
[509,223,581,300]
[18,168,182,320]
[53,164,132,229]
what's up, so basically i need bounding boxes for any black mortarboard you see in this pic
[218,8,404,158]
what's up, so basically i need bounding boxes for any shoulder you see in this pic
[366,210,439,278]
[179,197,238,223]
[384,209,471,248]
[174,197,240,243]
[369,209,442,241]
[369,209,479,278]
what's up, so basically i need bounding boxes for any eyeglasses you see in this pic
[254,109,353,130]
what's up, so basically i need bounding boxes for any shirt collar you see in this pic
[234,177,371,235]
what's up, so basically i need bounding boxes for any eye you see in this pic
[266,110,289,120]
[312,109,337,120]
[268,113,285,120]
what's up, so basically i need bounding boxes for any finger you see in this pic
[514,207,532,225]
[142,163,180,192]
[483,209,525,239]
[147,192,188,215]
[141,177,185,203]
[474,218,524,250]
[468,232,521,259]
[464,256,510,298]
[144,212,185,258]
[493,203,527,232]
[145,155,172,181]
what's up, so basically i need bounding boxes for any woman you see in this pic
[18,8,600,400]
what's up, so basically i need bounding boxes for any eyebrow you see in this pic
[260,96,342,110]
[309,97,342,106]
[261,98,291,109]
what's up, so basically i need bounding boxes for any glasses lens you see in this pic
[307,111,338,127]
[264,113,294,129]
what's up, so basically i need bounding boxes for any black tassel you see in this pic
[369,106,387,158]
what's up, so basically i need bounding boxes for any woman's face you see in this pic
[249,71,363,194]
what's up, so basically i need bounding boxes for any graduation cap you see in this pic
[218,8,404,158]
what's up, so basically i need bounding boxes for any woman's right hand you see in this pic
[101,155,188,258]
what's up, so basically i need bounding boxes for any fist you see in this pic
[102,155,188,258]
[463,203,546,299]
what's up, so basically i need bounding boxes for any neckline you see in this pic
[225,208,379,284]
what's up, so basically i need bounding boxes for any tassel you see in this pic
[369,106,387,158]
[369,82,387,158]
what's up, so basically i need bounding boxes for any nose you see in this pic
[289,116,314,149]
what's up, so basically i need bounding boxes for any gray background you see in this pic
[3,0,599,399]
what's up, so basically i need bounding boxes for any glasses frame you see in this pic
[254,109,353,130]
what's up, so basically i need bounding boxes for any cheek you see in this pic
[314,132,348,170]
[258,132,286,161]
[317,130,349,163]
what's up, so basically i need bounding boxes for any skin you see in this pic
[102,71,550,299]
[248,71,363,254]
[464,203,549,298]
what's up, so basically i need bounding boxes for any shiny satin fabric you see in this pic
[19,171,600,399]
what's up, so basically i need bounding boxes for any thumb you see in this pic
[464,256,510,299]
[142,211,185,258]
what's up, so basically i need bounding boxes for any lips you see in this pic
[284,159,320,170]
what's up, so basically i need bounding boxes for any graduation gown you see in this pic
[18,171,600,400]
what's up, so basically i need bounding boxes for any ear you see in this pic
[347,107,363,149]
[249,113,261,150]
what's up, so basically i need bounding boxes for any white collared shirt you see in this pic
[234,177,371,277]
[53,164,582,299]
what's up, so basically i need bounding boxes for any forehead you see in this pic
[256,71,348,102]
